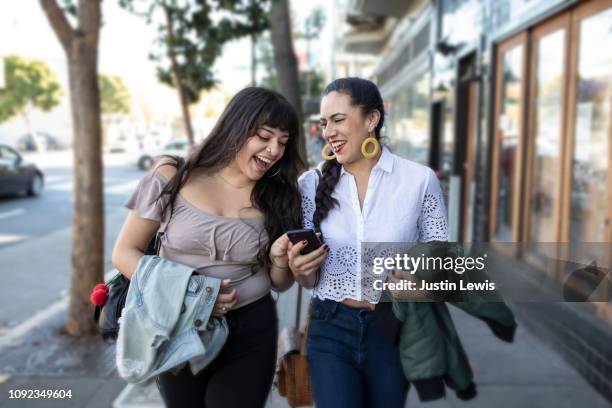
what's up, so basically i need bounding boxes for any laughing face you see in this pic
[320,91,378,165]
[234,125,289,181]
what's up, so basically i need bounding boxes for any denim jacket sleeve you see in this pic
[116,255,225,383]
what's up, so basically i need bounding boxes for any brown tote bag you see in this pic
[276,285,313,407]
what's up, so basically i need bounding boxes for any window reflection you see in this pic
[387,71,430,164]
[495,45,523,241]
[530,29,565,242]
[570,9,612,242]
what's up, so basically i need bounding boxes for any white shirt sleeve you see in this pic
[298,170,319,230]
[417,169,449,242]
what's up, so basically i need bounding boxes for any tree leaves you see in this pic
[120,0,271,105]
[98,74,131,115]
[0,55,63,123]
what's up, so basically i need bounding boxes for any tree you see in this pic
[269,0,305,161]
[40,0,104,336]
[98,74,131,148]
[119,0,270,146]
[299,7,325,99]
[98,74,131,115]
[257,5,326,117]
[0,55,63,150]
[257,34,324,116]
[257,32,278,90]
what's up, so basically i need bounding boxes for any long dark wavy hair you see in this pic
[157,87,304,268]
[313,77,384,230]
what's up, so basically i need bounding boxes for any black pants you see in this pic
[156,293,278,408]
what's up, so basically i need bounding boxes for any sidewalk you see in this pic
[1,288,611,407]
[0,205,609,407]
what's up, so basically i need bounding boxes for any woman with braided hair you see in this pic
[284,77,449,408]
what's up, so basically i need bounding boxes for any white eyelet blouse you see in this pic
[299,146,449,303]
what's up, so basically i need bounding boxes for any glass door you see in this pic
[563,0,612,243]
[491,33,528,241]
[524,14,571,243]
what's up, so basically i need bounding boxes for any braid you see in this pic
[313,160,342,230]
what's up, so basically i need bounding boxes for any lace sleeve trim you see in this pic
[418,183,449,242]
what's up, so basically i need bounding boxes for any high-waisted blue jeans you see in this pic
[306,298,408,408]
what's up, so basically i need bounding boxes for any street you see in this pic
[0,150,144,332]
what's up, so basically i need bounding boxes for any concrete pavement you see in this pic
[1,283,611,407]
[0,152,609,406]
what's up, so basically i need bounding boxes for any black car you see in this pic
[0,144,44,197]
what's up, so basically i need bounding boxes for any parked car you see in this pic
[0,144,44,197]
[16,132,64,152]
[137,139,190,170]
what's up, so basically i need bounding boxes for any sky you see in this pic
[0,0,332,145]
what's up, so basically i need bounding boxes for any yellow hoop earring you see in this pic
[361,136,380,159]
[322,143,336,160]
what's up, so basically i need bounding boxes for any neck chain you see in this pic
[216,173,253,189]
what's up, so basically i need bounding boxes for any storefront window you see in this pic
[569,8,612,242]
[386,71,430,164]
[529,29,566,242]
[494,44,523,241]
[441,89,455,175]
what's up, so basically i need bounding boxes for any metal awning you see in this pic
[353,0,414,17]
[340,29,387,54]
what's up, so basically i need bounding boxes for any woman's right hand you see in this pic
[287,240,328,287]
[212,279,238,317]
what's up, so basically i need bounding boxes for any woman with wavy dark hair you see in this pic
[285,77,449,407]
[112,87,304,407]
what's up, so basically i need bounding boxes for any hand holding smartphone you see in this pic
[286,229,323,255]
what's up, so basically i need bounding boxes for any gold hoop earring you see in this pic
[322,143,336,160]
[361,135,380,159]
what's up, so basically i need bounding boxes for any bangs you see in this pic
[257,98,299,138]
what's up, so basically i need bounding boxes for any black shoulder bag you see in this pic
[93,231,165,341]
[94,158,182,341]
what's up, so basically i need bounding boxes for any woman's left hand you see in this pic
[387,269,430,300]
[269,233,290,268]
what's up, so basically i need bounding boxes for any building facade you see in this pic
[337,0,612,401]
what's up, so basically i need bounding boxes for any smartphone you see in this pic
[286,229,323,254]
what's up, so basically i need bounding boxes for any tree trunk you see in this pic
[251,33,257,86]
[40,0,104,337]
[64,38,104,336]
[269,0,306,162]
[163,4,195,147]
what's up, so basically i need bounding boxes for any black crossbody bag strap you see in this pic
[146,156,184,256]
[94,157,183,338]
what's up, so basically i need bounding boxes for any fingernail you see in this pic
[324,245,329,252]
[302,240,308,245]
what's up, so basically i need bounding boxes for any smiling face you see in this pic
[320,91,379,165]
[234,125,289,181]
